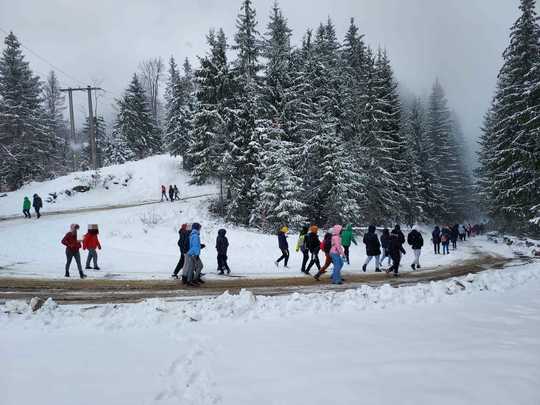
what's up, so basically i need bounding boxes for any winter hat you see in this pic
[192,222,201,231]
[70,223,80,232]
[368,224,376,233]
[394,224,401,231]
[180,223,187,231]
[280,226,289,233]
[309,225,318,233]
[218,229,227,236]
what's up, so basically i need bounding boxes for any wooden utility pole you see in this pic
[60,86,102,170]
[67,89,76,171]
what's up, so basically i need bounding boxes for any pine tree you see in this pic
[0,32,56,189]
[43,70,69,173]
[478,0,540,231]
[114,73,161,160]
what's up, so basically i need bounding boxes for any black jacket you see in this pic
[216,229,229,255]
[322,233,332,254]
[363,225,381,256]
[407,230,424,249]
[380,230,391,249]
[178,229,190,254]
[305,232,320,254]
[278,232,288,250]
[32,195,43,209]
[432,227,441,244]
[388,233,406,259]
[392,226,405,246]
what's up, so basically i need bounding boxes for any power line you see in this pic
[0,26,85,87]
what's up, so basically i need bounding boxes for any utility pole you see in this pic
[67,89,76,171]
[60,86,102,170]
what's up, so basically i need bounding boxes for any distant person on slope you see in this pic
[83,225,102,270]
[314,231,332,281]
[362,225,381,272]
[275,226,290,268]
[296,226,309,273]
[32,193,43,218]
[168,185,175,202]
[173,185,180,201]
[432,226,441,254]
[216,228,230,275]
[61,224,86,279]
[22,196,31,218]
[304,225,321,274]
[341,224,357,265]
[172,223,190,280]
[379,228,392,266]
[407,226,423,270]
[161,185,168,201]
[185,222,205,286]
[330,225,345,284]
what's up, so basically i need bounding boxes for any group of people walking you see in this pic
[60,224,102,278]
[161,185,180,202]
[431,223,481,255]
[22,194,42,218]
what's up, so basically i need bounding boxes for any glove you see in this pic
[201,244,206,249]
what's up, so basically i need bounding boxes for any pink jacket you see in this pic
[330,225,344,256]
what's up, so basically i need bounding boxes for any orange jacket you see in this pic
[83,233,101,250]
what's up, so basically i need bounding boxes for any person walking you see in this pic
[432,226,441,254]
[161,185,168,201]
[185,222,204,286]
[22,196,31,218]
[330,225,345,284]
[458,224,466,241]
[304,225,321,274]
[379,228,392,266]
[168,185,175,202]
[362,225,381,272]
[466,223,472,238]
[341,224,357,265]
[83,225,102,270]
[61,224,86,279]
[275,226,290,268]
[173,185,180,201]
[385,232,406,277]
[441,225,451,254]
[32,193,43,218]
[295,226,309,273]
[392,224,405,246]
[172,223,190,280]
[216,228,230,275]
[314,231,332,281]
[407,226,423,270]
[450,224,459,250]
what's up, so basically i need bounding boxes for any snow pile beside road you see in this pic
[2,261,538,329]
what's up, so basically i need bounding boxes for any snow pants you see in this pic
[173,252,185,276]
[185,255,203,283]
[65,249,84,277]
[277,249,289,266]
[22,209,31,218]
[85,249,98,268]
[330,253,343,284]
[433,242,440,254]
[343,245,351,264]
[300,249,309,272]
[413,249,421,267]
[389,253,401,275]
[217,254,230,273]
[306,252,321,273]
[34,207,41,218]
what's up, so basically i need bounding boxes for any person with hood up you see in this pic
[362,225,382,272]
[61,224,86,279]
[393,224,405,246]
[385,232,406,277]
[32,193,43,218]
[184,222,205,286]
[432,226,441,254]
[330,225,345,284]
[458,224,466,241]
[216,229,230,275]
[161,185,168,201]
[275,226,290,268]
[379,228,392,266]
[450,224,459,250]
[314,231,332,281]
[22,196,31,218]
[83,225,102,270]
[441,225,451,254]
[296,226,310,273]
[172,223,190,280]
[304,225,321,274]
[341,224,357,265]
[407,225,424,270]
[168,185,175,202]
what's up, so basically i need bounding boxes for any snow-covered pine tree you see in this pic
[114,73,161,161]
[80,115,106,169]
[477,0,540,232]
[101,128,134,166]
[0,32,56,190]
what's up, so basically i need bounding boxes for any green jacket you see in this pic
[23,197,31,210]
[341,224,357,247]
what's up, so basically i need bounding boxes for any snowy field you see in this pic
[0,154,526,280]
[1,261,539,404]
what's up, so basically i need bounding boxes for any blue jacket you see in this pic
[188,229,201,256]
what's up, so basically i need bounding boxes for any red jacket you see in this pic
[83,233,101,250]
[62,232,81,252]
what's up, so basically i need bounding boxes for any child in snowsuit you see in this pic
[61,224,86,279]
[296,226,309,273]
[386,232,406,276]
[432,226,441,254]
[161,185,168,201]
[304,225,321,274]
[330,225,345,284]
[22,196,31,218]
[441,225,451,254]
[172,223,190,280]
[275,226,290,268]
[83,225,102,270]
[32,194,43,218]
[314,232,332,281]
[379,228,391,266]
[362,224,381,272]
[341,224,357,265]
[407,226,423,270]
[216,229,230,275]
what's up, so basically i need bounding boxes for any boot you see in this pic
[181,276,187,284]
[411,263,416,270]
[171,274,179,279]
[85,266,92,270]
[197,277,205,284]
[218,270,224,275]
[417,264,421,269]
[79,272,87,279]
[65,272,70,278]
[375,268,381,272]
[362,264,366,272]
[94,266,100,270]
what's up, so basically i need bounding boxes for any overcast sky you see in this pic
[0,0,532,163]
